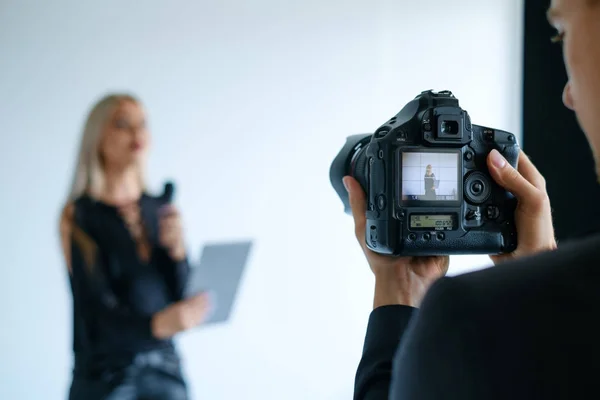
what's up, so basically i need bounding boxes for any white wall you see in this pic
[0,0,523,398]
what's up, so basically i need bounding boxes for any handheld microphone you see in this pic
[162,181,175,204]
[157,181,177,248]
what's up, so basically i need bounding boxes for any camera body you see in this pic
[330,90,519,256]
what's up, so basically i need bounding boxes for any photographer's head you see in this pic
[550,0,600,172]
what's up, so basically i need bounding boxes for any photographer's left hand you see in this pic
[159,204,186,262]
[344,176,449,309]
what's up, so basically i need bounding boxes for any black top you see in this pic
[355,233,600,400]
[424,173,435,192]
[68,192,190,369]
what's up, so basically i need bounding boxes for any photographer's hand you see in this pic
[344,176,449,309]
[487,149,557,264]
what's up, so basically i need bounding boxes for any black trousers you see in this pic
[69,349,188,400]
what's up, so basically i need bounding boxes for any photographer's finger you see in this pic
[488,149,537,200]
[516,151,546,190]
[343,176,367,240]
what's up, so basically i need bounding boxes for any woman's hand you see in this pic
[344,176,450,309]
[486,149,557,264]
[159,205,186,262]
[151,292,213,339]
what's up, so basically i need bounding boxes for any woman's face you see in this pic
[99,100,150,169]
[550,0,600,158]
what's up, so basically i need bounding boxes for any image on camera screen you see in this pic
[401,152,459,201]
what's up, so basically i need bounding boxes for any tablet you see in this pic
[183,241,253,325]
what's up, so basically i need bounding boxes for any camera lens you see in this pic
[464,172,492,204]
[441,121,459,135]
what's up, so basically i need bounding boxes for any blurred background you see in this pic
[3,0,588,398]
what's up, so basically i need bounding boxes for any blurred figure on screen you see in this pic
[424,164,436,200]
[59,93,210,400]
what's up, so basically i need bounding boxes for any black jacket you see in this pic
[355,233,600,399]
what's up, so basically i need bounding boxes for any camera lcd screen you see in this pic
[401,151,459,202]
[410,214,455,230]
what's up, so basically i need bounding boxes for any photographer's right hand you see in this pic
[344,176,449,309]
[487,149,557,264]
[151,292,212,339]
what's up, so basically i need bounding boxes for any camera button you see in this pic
[423,233,431,241]
[464,151,474,161]
[408,233,417,241]
[376,194,386,211]
[375,128,389,138]
[436,232,445,240]
[369,226,378,247]
[486,205,500,220]
[466,209,482,221]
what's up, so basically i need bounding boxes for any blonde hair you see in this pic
[67,93,146,202]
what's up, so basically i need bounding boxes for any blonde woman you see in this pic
[423,164,436,200]
[60,94,210,400]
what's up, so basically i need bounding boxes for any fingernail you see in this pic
[490,150,506,169]
[342,177,350,192]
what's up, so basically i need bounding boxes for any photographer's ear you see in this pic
[563,81,574,110]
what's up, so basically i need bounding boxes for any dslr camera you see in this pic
[330,90,519,256]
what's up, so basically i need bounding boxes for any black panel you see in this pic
[523,0,600,241]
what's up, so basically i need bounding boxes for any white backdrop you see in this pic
[0,0,524,398]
